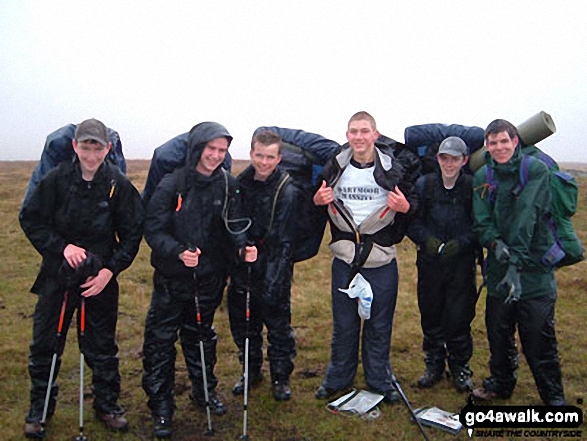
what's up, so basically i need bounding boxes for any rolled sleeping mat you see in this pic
[469,111,557,173]
[517,111,556,146]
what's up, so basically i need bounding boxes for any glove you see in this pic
[440,240,460,259]
[494,239,511,264]
[58,253,103,293]
[425,237,444,256]
[497,264,522,305]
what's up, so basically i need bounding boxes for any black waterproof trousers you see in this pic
[141,271,225,417]
[416,253,478,374]
[27,280,120,422]
[227,265,296,381]
[482,293,565,404]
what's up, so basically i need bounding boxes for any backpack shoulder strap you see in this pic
[483,164,499,206]
[513,154,536,197]
[423,172,435,214]
[172,166,189,212]
[461,173,473,216]
[263,172,291,241]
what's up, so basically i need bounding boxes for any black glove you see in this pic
[497,264,522,305]
[440,240,460,259]
[59,253,103,293]
[494,239,511,264]
[425,236,443,256]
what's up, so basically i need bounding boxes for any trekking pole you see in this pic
[391,375,430,441]
[41,290,69,427]
[191,264,215,436]
[239,264,252,441]
[75,297,88,441]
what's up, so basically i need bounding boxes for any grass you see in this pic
[0,160,586,440]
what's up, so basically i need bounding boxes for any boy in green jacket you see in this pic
[471,119,565,406]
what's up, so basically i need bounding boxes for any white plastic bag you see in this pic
[339,273,373,320]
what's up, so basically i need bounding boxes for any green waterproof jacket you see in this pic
[472,146,556,299]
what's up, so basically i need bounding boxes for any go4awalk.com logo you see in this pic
[459,400,583,439]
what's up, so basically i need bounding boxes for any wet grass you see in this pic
[0,160,585,440]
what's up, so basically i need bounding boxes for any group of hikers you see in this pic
[19,111,570,439]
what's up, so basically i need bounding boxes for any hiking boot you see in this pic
[95,410,129,432]
[417,366,445,388]
[24,421,46,439]
[315,385,336,400]
[472,388,499,401]
[272,380,292,401]
[382,389,401,404]
[232,371,264,396]
[152,415,173,439]
[192,391,227,416]
[452,367,473,393]
[545,398,567,406]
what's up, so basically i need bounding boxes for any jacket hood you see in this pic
[186,121,233,170]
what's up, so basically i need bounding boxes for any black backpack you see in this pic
[253,126,341,262]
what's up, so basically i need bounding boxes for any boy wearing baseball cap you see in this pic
[408,136,480,393]
[20,118,144,438]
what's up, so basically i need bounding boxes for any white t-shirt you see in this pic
[334,163,389,225]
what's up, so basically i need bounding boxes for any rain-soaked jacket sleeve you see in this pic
[144,173,186,261]
[106,174,144,276]
[473,160,551,269]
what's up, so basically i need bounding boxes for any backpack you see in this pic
[141,132,232,207]
[484,150,584,268]
[22,123,125,208]
[254,126,342,262]
[404,123,485,176]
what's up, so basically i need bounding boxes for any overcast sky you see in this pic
[1,1,585,162]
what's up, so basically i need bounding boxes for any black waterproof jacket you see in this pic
[19,159,144,292]
[408,170,477,258]
[233,165,297,303]
[145,122,246,279]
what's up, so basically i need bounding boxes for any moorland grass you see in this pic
[0,160,585,440]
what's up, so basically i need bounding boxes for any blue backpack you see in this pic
[22,124,126,208]
[485,150,584,268]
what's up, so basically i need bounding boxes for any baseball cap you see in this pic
[438,136,468,156]
[75,118,109,146]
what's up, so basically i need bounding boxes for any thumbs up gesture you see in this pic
[313,180,334,206]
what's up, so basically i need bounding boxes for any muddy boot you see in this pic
[232,369,263,396]
[272,378,292,401]
[417,347,446,388]
[417,363,445,388]
[451,365,473,393]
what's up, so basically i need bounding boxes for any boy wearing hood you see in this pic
[471,119,566,406]
[142,122,256,438]
[312,111,416,403]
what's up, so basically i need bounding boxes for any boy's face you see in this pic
[437,153,467,180]
[486,131,518,164]
[250,142,281,181]
[196,137,229,176]
[73,139,111,179]
[346,119,379,157]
